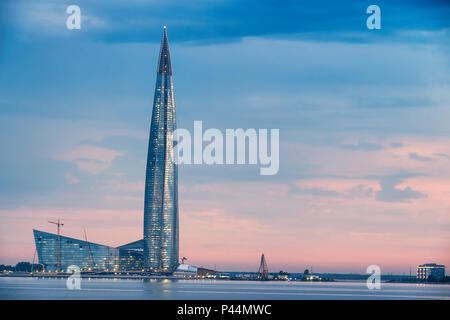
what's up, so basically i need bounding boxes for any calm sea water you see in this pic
[1,277,449,300]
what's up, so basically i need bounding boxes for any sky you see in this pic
[0,0,449,274]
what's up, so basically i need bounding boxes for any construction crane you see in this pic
[84,228,94,271]
[48,220,64,272]
[257,253,269,280]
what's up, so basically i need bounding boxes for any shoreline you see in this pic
[1,274,450,285]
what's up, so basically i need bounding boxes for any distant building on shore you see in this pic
[173,264,197,278]
[417,263,445,281]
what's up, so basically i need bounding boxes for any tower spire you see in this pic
[157,26,172,75]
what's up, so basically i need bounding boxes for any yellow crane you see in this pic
[84,228,94,271]
[48,220,64,272]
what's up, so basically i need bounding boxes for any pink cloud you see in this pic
[54,145,123,174]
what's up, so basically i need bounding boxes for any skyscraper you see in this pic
[143,27,179,272]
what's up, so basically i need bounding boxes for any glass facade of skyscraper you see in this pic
[143,27,179,272]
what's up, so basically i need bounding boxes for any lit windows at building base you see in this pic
[416,263,445,281]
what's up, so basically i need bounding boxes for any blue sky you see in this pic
[0,0,449,272]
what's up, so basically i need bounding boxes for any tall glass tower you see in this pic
[143,27,179,272]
